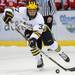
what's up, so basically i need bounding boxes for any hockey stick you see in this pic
[15,28,75,72]
[15,28,25,39]
[41,51,75,72]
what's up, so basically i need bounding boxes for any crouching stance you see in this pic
[3,1,70,70]
[25,26,70,70]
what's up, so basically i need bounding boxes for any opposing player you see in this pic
[3,1,70,70]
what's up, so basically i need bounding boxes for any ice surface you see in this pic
[0,46,75,75]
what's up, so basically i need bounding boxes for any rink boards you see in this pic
[0,11,75,46]
[0,40,75,46]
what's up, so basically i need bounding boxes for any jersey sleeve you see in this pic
[15,7,27,14]
[14,7,27,22]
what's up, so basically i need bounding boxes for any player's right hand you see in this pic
[3,11,14,24]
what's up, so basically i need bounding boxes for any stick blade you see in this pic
[67,67,75,71]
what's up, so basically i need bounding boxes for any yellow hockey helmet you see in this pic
[27,2,38,10]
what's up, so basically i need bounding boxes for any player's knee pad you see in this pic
[29,38,37,48]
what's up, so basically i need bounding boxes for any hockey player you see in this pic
[3,1,70,70]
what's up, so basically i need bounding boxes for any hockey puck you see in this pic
[56,69,60,74]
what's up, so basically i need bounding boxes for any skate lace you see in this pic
[60,52,67,60]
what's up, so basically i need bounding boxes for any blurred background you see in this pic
[0,0,75,13]
[0,0,75,46]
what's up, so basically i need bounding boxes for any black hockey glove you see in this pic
[3,11,14,24]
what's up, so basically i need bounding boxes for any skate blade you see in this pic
[37,67,44,71]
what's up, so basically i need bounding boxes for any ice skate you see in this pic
[37,55,44,70]
[59,52,70,62]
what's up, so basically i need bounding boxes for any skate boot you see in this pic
[37,55,44,70]
[59,52,70,62]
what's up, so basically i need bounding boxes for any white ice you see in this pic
[0,46,75,75]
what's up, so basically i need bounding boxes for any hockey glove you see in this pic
[3,11,14,24]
